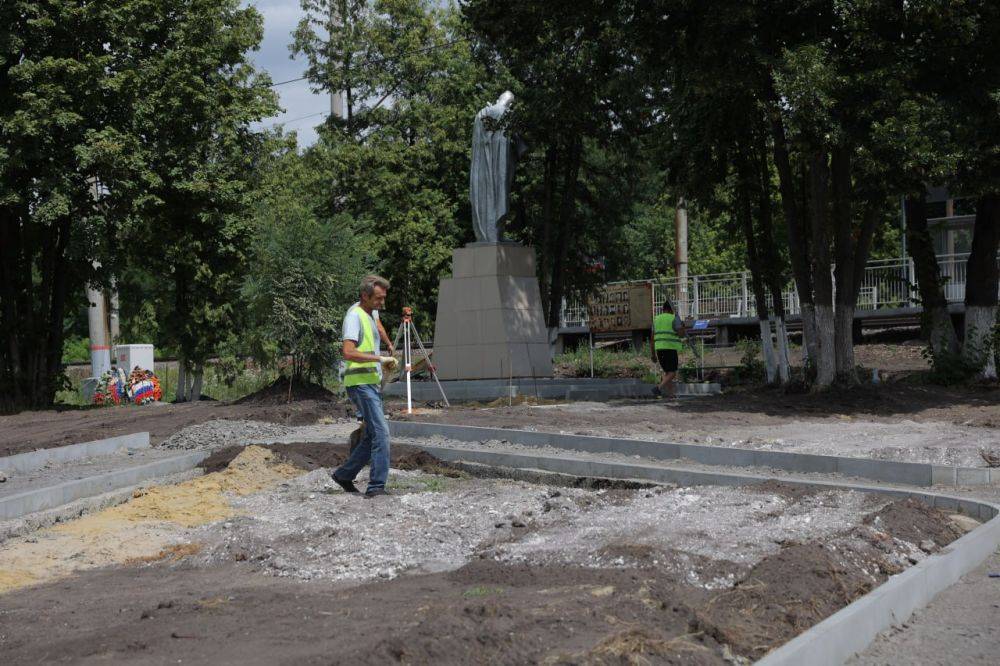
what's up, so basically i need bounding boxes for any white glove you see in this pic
[380,356,399,371]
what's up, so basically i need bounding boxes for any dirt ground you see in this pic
[0,438,970,664]
[0,398,356,457]
[398,382,1000,467]
[3,380,997,461]
[2,358,999,663]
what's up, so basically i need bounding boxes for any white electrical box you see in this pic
[116,344,155,373]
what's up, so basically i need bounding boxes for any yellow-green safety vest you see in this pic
[653,313,683,351]
[343,306,380,387]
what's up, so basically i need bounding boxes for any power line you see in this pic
[263,36,473,128]
[265,111,326,127]
[268,36,470,89]
[271,76,308,87]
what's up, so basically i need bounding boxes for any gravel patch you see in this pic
[196,470,595,584]
[158,420,296,451]
[491,485,885,588]
[191,459,927,593]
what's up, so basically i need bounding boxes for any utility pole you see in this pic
[329,1,345,121]
[86,177,112,380]
[675,197,689,318]
[85,274,111,379]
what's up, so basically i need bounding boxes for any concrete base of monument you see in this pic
[383,377,721,403]
[433,243,554,380]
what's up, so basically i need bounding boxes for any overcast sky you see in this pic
[247,0,326,146]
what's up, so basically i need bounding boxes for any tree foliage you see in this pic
[1,0,276,409]
[243,140,371,380]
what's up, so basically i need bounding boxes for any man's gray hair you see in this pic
[360,274,390,297]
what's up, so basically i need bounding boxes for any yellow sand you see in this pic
[0,446,301,594]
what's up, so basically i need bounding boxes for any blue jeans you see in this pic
[334,384,390,492]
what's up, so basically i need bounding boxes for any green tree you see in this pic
[117,0,278,400]
[294,0,502,332]
[1,1,127,410]
[243,140,371,381]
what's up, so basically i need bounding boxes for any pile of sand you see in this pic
[0,446,302,594]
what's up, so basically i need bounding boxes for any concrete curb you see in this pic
[384,378,721,401]
[0,432,151,475]
[0,450,208,520]
[388,420,1000,487]
[410,443,1000,666]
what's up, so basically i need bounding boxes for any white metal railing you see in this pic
[559,253,998,328]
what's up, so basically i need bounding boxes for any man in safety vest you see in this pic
[332,275,398,498]
[651,300,686,398]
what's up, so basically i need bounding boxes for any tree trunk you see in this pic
[176,358,188,402]
[964,193,1000,379]
[546,138,582,328]
[768,95,816,367]
[774,316,791,383]
[808,151,836,388]
[538,145,557,317]
[190,367,204,402]
[830,145,857,381]
[736,160,778,385]
[905,196,959,357]
[755,142,791,385]
[758,319,778,384]
[801,303,819,371]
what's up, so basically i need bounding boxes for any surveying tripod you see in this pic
[390,307,450,413]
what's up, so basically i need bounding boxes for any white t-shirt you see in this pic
[341,303,381,379]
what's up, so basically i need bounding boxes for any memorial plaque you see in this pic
[587,282,653,333]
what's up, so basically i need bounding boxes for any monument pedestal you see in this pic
[433,243,554,380]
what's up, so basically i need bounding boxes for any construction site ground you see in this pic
[2,366,999,664]
[0,427,976,664]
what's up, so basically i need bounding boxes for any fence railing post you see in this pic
[692,276,700,318]
[740,271,749,317]
[908,257,916,305]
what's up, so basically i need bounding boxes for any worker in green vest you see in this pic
[332,275,398,498]
[651,300,686,398]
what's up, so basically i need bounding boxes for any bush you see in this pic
[732,338,766,384]
[554,345,659,382]
[62,336,91,364]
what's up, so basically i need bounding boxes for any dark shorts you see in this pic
[656,349,679,373]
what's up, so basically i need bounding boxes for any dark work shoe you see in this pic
[331,474,360,494]
[364,488,389,499]
[651,386,662,397]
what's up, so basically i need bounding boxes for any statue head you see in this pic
[496,90,514,109]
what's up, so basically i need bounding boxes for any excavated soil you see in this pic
[0,399,357,457]
[863,497,965,547]
[233,377,342,406]
[197,441,462,477]
[696,541,886,660]
[0,433,971,664]
[0,494,965,665]
[4,378,997,458]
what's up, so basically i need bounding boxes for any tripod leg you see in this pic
[410,324,450,407]
[391,322,404,357]
[404,322,412,413]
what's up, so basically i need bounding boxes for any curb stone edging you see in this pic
[0,432,151,475]
[388,420,1000,487]
[384,378,721,401]
[410,443,1000,666]
[0,450,208,520]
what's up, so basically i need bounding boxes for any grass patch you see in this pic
[386,474,454,493]
[462,586,504,598]
[554,345,661,382]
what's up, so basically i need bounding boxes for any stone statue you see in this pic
[470,91,521,243]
